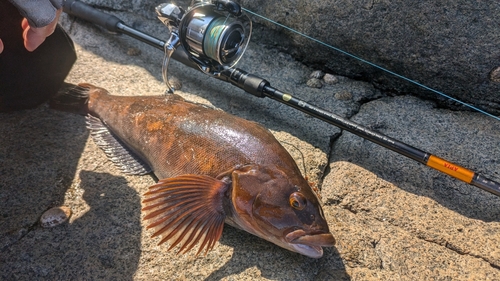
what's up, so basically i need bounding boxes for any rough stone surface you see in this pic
[334,91,353,101]
[239,0,500,115]
[307,77,323,88]
[310,70,325,79]
[323,74,339,85]
[490,67,500,83]
[324,95,500,279]
[1,5,499,281]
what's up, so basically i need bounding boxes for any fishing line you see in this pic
[280,141,308,178]
[242,8,500,122]
[204,17,230,62]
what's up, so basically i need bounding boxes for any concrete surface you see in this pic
[239,0,500,115]
[1,8,499,280]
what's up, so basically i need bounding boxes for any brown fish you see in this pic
[53,83,335,258]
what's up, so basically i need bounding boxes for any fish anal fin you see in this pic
[86,115,152,175]
[142,175,229,256]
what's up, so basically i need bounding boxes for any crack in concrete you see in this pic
[319,131,343,187]
[415,233,500,270]
[318,90,387,187]
[1,219,39,253]
[324,192,500,271]
[372,217,500,270]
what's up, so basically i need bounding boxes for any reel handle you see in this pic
[214,0,242,16]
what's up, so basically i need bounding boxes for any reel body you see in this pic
[157,0,252,92]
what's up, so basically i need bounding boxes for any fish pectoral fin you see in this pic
[142,175,229,256]
[86,115,152,175]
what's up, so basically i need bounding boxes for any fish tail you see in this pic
[49,82,92,115]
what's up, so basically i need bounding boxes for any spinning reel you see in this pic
[156,0,252,92]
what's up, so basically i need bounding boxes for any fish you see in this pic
[52,83,335,258]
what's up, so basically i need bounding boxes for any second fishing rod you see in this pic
[63,0,500,197]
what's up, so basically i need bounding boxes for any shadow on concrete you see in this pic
[0,170,142,280]
[0,108,142,279]
[57,170,142,279]
[0,107,87,251]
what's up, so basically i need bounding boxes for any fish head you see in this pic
[229,164,335,258]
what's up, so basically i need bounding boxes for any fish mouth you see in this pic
[285,229,336,259]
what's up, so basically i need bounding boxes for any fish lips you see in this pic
[285,229,336,259]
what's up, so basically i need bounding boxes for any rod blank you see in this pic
[261,87,500,196]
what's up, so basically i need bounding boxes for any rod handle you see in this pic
[63,0,123,32]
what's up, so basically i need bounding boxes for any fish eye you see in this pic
[289,192,306,210]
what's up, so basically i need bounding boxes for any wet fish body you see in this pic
[57,83,335,258]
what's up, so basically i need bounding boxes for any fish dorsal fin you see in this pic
[86,115,152,175]
[142,175,229,256]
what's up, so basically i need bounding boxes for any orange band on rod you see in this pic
[427,155,474,183]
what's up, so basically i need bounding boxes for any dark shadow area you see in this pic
[0,107,87,250]
[204,225,350,281]
[0,105,142,279]
[0,169,142,279]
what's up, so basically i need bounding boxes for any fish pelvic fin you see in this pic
[86,115,152,175]
[142,175,229,256]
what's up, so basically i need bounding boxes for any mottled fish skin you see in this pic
[85,84,299,180]
[71,83,335,258]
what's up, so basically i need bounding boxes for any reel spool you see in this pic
[156,0,252,92]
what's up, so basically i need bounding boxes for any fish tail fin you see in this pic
[49,82,91,115]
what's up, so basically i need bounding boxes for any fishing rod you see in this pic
[62,0,500,197]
